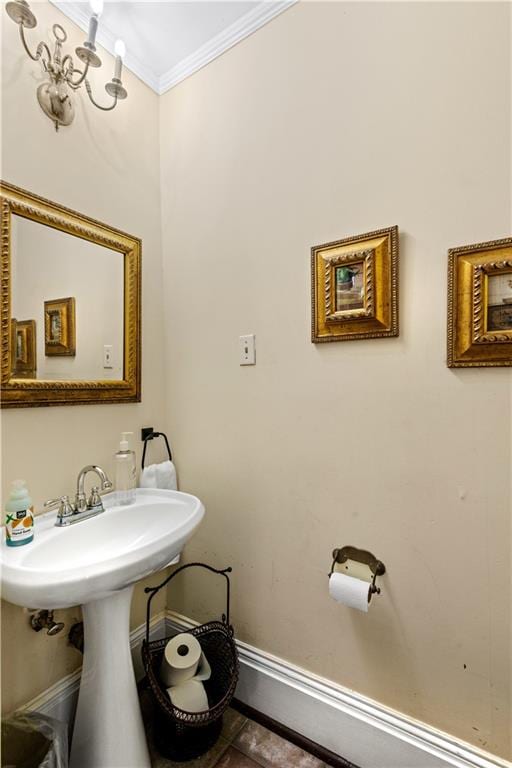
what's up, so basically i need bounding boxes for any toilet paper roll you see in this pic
[329,572,371,612]
[194,651,212,682]
[160,633,202,687]
[167,679,209,713]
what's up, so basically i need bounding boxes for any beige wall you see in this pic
[159,2,511,759]
[1,2,169,713]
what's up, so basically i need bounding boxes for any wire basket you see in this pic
[141,563,239,762]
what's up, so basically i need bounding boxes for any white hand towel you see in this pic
[140,460,177,490]
[139,464,157,488]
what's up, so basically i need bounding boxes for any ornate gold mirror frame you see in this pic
[1,181,141,407]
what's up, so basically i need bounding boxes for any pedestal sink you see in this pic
[1,488,205,768]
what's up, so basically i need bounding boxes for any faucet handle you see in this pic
[88,486,104,510]
[44,497,60,510]
[44,495,75,519]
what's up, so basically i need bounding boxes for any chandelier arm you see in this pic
[61,53,74,75]
[67,77,83,91]
[84,80,118,111]
[66,60,90,88]
[19,24,51,65]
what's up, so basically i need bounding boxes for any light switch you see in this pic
[239,334,256,365]
[103,344,113,369]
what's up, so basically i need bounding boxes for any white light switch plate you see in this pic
[239,334,256,365]
[103,344,113,369]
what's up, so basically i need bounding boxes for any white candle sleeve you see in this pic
[87,14,98,46]
[114,55,123,80]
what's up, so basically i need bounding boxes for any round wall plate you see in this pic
[37,82,74,128]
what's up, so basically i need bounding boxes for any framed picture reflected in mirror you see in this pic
[11,319,36,378]
[44,297,76,356]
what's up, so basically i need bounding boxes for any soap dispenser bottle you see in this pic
[115,432,136,506]
[5,480,34,546]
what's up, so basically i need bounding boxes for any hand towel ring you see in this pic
[141,428,172,469]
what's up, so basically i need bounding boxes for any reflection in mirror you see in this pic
[487,272,512,332]
[11,215,124,381]
[335,263,364,313]
[1,180,140,408]
[11,318,36,378]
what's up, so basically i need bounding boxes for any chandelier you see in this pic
[5,0,128,131]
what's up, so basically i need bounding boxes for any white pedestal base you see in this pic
[70,586,150,768]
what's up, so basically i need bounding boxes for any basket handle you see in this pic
[144,562,232,644]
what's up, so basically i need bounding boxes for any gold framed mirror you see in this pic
[1,181,141,407]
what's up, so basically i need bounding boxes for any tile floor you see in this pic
[141,690,330,768]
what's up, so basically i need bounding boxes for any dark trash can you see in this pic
[2,712,68,768]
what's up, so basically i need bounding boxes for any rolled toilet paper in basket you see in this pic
[193,651,211,682]
[160,633,211,687]
[167,679,209,713]
[160,633,201,687]
[329,572,372,612]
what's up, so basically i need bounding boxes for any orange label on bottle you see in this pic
[5,506,33,543]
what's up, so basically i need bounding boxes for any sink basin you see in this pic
[1,488,204,609]
[1,488,205,768]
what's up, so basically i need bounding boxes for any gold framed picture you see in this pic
[44,297,76,356]
[12,319,36,378]
[311,225,399,343]
[447,236,512,368]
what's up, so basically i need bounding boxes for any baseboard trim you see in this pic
[165,611,510,768]
[231,697,359,768]
[15,610,510,768]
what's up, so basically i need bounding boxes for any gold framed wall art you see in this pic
[44,297,76,356]
[447,236,512,367]
[311,225,399,343]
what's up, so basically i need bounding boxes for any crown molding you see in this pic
[158,0,298,94]
[50,1,297,95]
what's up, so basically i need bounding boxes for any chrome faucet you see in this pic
[44,465,113,527]
[75,465,113,513]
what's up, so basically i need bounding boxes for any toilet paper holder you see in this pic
[330,546,386,596]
